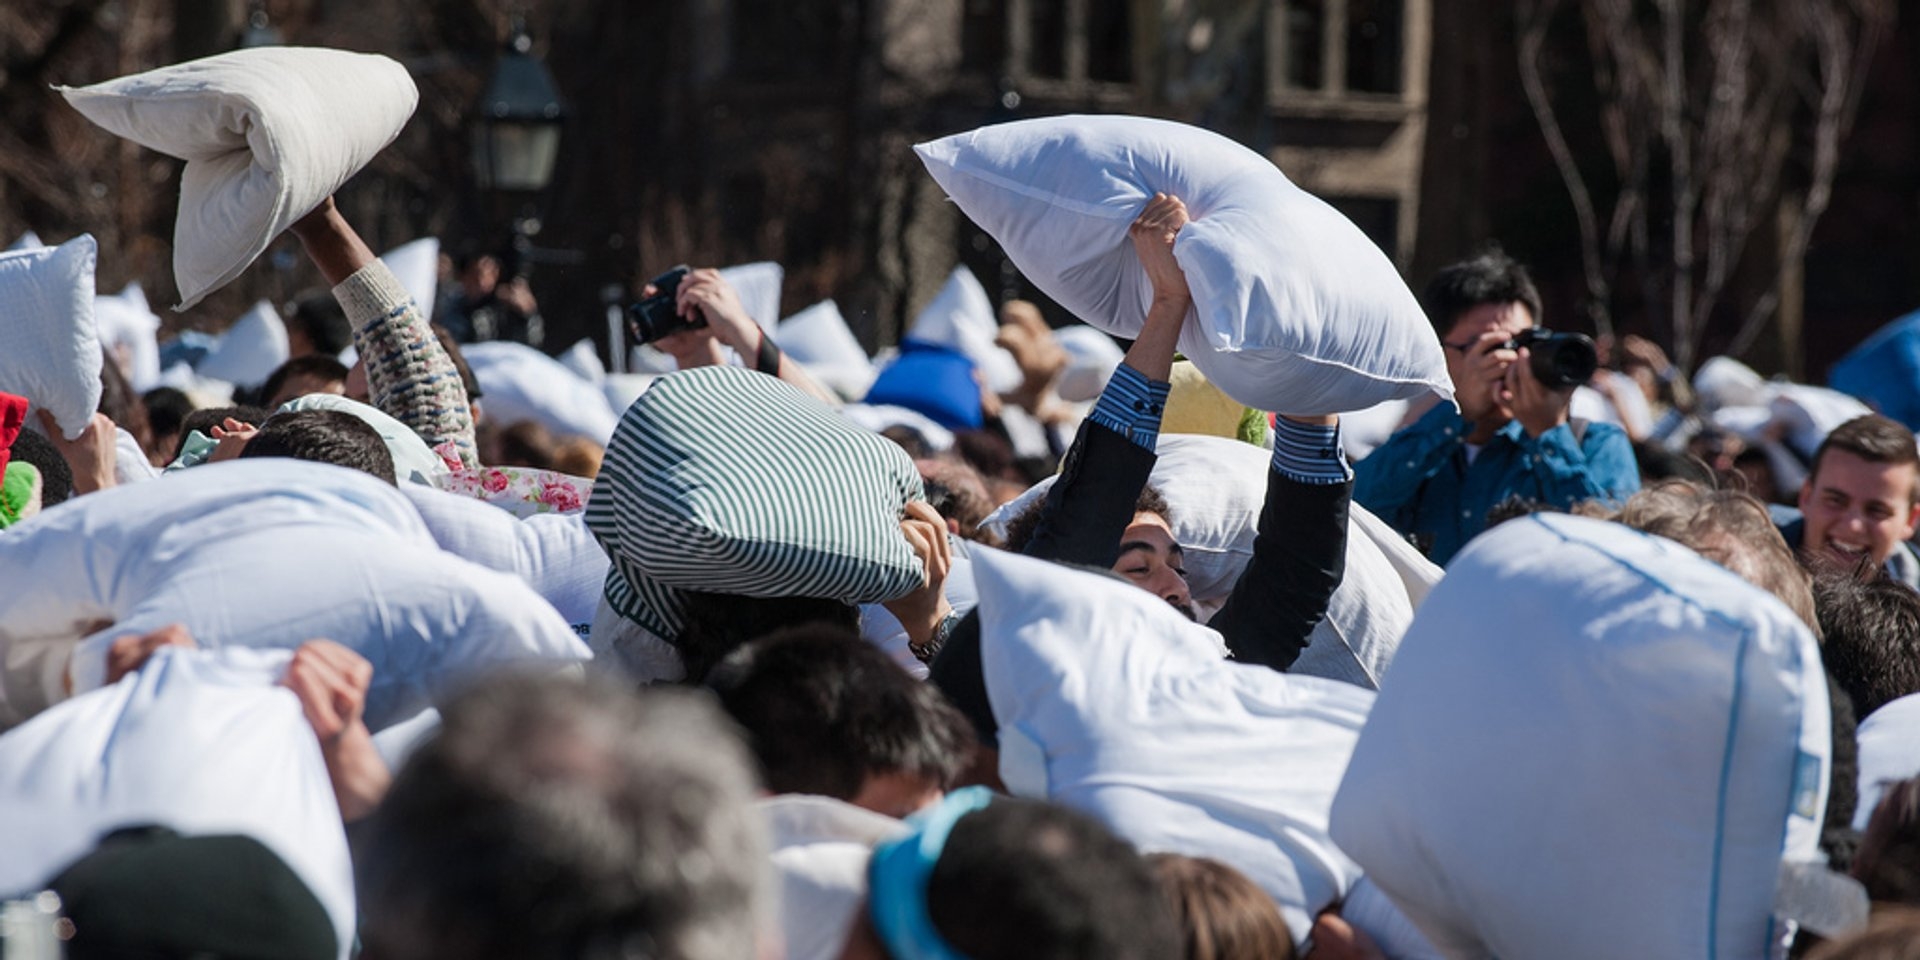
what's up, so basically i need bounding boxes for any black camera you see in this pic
[1503,328,1598,389]
[626,265,700,345]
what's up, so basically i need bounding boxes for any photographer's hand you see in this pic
[1507,348,1575,438]
[667,267,840,404]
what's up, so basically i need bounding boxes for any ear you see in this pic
[946,518,961,536]
[1798,479,1814,512]
[1903,499,1920,539]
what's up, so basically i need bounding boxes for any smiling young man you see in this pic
[1778,414,1920,588]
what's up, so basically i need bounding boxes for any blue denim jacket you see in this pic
[1355,402,1641,565]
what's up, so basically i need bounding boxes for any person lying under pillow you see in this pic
[995,194,1350,671]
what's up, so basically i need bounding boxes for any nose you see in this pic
[1147,567,1190,609]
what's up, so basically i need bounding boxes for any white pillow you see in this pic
[979,433,1440,687]
[1330,513,1831,960]
[197,298,289,388]
[908,266,1022,394]
[59,47,418,309]
[399,483,609,628]
[94,281,164,392]
[0,459,588,730]
[1693,355,1772,411]
[559,338,606,384]
[1854,693,1920,831]
[0,234,101,439]
[1051,324,1123,403]
[602,372,656,418]
[463,340,620,445]
[915,116,1450,415]
[8,230,43,251]
[837,402,956,452]
[0,646,355,958]
[971,546,1384,949]
[763,795,905,960]
[378,236,439,316]
[1769,383,1873,459]
[718,260,784,335]
[778,300,874,401]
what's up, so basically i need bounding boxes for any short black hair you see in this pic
[259,355,350,407]
[142,387,195,441]
[1003,484,1172,554]
[1421,247,1543,336]
[289,291,353,357]
[9,427,73,506]
[927,798,1183,960]
[674,590,861,684]
[1813,570,1920,718]
[705,624,974,800]
[237,409,397,485]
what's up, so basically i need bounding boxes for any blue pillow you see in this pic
[864,339,985,430]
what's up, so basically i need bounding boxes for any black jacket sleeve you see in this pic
[1207,470,1351,671]
[1020,418,1157,567]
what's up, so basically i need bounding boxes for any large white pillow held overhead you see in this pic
[59,47,418,309]
[0,234,101,439]
[915,115,1450,415]
[1331,513,1833,960]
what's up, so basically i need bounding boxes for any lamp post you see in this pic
[470,17,567,347]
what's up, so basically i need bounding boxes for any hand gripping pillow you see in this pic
[980,434,1441,687]
[0,647,355,959]
[586,365,926,640]
[916,115,1450,415]
[462,340,621,445]
[0,234,101,439]
[1329,513,1832,960]
[972,547,1400,951]
[0,459,588,730]
[59,47,418,309]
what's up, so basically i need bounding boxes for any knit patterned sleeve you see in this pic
[332,261,478,469]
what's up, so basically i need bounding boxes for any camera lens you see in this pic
[1528,332,1598,389]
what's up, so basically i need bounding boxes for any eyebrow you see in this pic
[1116,541,1184,560]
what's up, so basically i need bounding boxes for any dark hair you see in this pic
[97,345,152,456]
[1635,440,1716,486]
[175,405,273,460]
[1855,777,1920,907]
[142,387,195,443]
[880,425,934,461]
[1003,483,1173,554]
[1814,570,1920,718]
[1421,247,1543,336]
[1147,854,1295,960]
[706,624,973,802]
[1825,670,1862,873]
[674,590,860,683]
[919,459,994,541]
[259,355,350,407]
[1812,415,1920,503]
[9,427,73,506]
[925,798,1183,960]
[289,291,353,357]
[356,673,765,960]
[237,409,397,485]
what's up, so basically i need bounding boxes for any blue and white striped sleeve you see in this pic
[1271,417,1352,485]
[1085,363,1172,452]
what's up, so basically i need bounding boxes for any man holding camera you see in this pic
[1355,249,1639,564]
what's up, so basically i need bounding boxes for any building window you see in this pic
[729,1,845,82]
[1272,0,1405,97]
[1005,0,1134,90]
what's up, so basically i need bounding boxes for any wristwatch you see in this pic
[911,610,963,664]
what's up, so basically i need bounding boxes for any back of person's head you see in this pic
[289,291,353,358]
[880,425,935,461]
[1602,480,1817,629]
[1816,570,1920,719]
[357,673,767,960]
[918,458,994,542]
[10,427,74,506]
[675,590,860,684]
[495,419,558,470]
[706,624,973,815]
[259,355,350,408]
[915,796,1182,960]
[1146,853,1295,960]
[237,409,397,485]
[1003,483,1172,554]
[1808,913,1920,960]
[1421,246,1543,334]
[1856,777,1920,908]
[551,437,603,478]
[1815,416,1920,490]
[142,386,194,445]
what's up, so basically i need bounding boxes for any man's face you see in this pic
[1442,302,1535,423]
[1115,512,1194,620]
[1798,449,1920,567]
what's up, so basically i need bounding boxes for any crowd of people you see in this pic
[6,93,1920,960]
